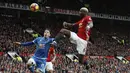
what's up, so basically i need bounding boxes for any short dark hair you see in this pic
[45,28,51,32]
[44,28,51,35]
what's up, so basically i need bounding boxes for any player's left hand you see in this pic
[13,42,21,45]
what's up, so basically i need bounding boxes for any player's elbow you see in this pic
[89,22,93,28]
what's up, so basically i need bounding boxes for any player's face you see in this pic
[44,30,51,38]
[79,10,86,18]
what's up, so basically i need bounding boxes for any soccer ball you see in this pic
[30,3,39,12]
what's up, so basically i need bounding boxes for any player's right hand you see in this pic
[13,42,21,45]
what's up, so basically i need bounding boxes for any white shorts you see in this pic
[46,62,53,71]
[27,58,36,66]
[27,57,46,73]
[69,32,88,55]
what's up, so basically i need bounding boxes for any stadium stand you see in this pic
[0,11,130,72]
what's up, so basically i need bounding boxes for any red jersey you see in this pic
[76,16,92,40]
[46,46,54,62]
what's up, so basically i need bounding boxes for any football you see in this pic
[30,3,39,12]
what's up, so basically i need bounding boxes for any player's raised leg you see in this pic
[54,28,71,42]
[54,28,86,64]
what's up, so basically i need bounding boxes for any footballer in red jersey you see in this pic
[54,7,93,65]
[76,15,92,40]
[46,46,56,73]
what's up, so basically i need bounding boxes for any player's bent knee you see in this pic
[60,28,71,37]
[60,28,69,33]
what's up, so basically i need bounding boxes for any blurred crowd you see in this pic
[0,12,130,72]
[0,54,130,73]
[0,0,130,16]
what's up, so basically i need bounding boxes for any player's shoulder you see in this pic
[84,16,91,19]
[36,37,43,39]
[84,16,92,21]
[35,37,43,40]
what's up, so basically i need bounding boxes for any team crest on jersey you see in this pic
[79,23,83,28]
[39,44,45,49]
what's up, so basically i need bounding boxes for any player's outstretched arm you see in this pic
[14,37,38,46]
[14,42,34,46]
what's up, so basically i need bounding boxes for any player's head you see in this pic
[44,29,51,38]
[79,7,88,17]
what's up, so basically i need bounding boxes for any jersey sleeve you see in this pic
[49,38,54,43]
[21,37,39,46]
[32,37,39,44]
[85,16,93,30]
[87,16,92,22]
[51,38,54,42]
[21,42,34,46]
